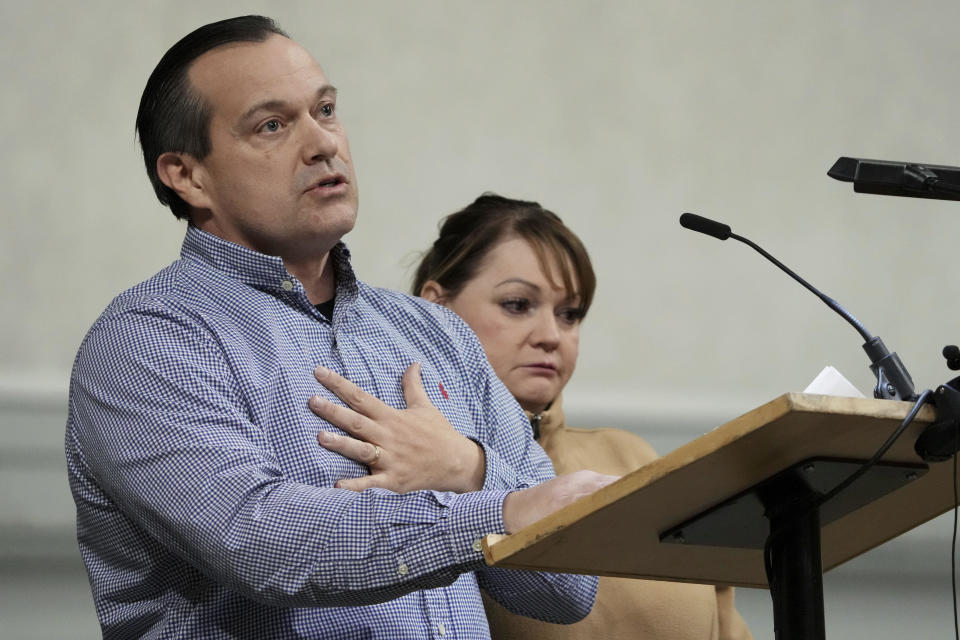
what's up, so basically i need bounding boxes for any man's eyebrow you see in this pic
[238,85,338,124]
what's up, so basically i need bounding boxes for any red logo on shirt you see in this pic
[439,382,449,400]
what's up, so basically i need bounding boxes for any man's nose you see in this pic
[301,118,339,163]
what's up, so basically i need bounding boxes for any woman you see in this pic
[414,193,752,640]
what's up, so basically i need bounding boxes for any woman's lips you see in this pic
[521,363,558,375]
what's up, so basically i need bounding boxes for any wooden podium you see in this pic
[482,393,954,638]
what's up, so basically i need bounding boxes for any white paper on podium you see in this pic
[803,365,866,398]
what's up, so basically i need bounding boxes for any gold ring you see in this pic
[369,444,382,467]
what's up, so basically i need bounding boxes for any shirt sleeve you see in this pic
[68,303,509,609]
[458,325,599,624]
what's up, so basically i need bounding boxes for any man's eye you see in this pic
[319,103,335,117]
[261,119,282,133]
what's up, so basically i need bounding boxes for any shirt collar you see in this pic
[180,225,358,308]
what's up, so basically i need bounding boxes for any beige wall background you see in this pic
[3,1,960,637]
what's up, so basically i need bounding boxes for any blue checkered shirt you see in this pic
[65,226,598,639]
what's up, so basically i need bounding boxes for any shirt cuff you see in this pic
[442,489,510,566]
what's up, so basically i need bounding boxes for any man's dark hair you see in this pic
[136,15,288,220]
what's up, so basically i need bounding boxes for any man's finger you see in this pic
[317,431,381,465]
[401,362,432,409]
[309,396,379,439]
[336,473,390,492]
[314,366,386,417]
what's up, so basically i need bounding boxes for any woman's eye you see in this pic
[558,307,585,325]
[500,298,531,314]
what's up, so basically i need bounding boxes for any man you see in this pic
[66,15,614,639]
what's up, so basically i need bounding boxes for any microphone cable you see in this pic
[679,212,953,629]
[814,389,960,640]
[952,445,958,640]
[814,389,932,509]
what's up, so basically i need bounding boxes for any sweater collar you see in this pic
[525,395,565,440]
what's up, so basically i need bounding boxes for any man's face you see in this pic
[184,35,358,260]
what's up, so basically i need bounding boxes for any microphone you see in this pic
[828,157,960,201]
[679,212,918,401]
[679,212,730,240]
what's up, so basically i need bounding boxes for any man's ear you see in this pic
[156,152,212,210]
[419,280,450,306]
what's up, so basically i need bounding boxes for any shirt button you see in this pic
[280,280,294,291]
[472,538,483,552]
[438,622,446,636]
[397,563,409,575]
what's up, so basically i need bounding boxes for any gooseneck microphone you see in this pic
[827,157,960,202]
[679,212,918,402]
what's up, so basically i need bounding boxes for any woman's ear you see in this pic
[419,280,450,306]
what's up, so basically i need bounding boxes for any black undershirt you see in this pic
[314,298,335,320]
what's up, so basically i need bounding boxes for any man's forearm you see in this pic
[478,567,599,624]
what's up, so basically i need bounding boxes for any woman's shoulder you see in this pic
[566,425,658,454]
[546,424,659,472]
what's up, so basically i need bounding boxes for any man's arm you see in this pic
[71,305,610,615]
[467,361,606,623]
[310,333,607,623]
[307,364,617,529]
[69,307,508,608]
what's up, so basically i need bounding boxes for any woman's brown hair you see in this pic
[412,193,596,317]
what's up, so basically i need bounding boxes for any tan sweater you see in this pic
[482,398,753,640]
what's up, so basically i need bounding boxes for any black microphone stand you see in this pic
[678,212,918,402]
[679,157,960,636]
[728,229,917,402]
[915,347,960,462]
[677,212,936,639]
[826,157,960,461]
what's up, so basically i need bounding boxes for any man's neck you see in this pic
[190,215,339,304]
[285,252,336,304]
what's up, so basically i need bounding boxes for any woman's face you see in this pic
[433,236,583,414]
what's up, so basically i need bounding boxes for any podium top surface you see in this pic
[483,393,945,588]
